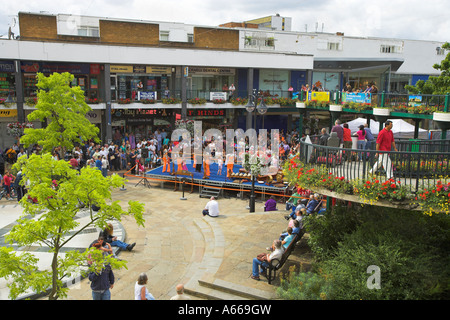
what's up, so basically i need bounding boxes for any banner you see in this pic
[210,92,227,101]
[307,91,330,103]
[342,92,372,104]
[138,91,158,100]
[408,95,422,107]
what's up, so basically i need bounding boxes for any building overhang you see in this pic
[314,58,404,72]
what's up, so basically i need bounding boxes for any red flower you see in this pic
[391,184,396,189]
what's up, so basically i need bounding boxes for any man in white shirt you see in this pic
[202,196,219,217]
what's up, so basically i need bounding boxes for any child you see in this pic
[217,152,223,175]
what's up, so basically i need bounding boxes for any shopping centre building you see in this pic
[0,12,446,148]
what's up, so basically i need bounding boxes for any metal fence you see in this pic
[299,136,450,193]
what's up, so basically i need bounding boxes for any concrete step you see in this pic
[184,281,249,300]
[198,279,275,300]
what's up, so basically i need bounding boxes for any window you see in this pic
[77,26,99,37]
[327,42,340,51]
[380,44,403,53]
[160,31,169,41]
[436,47,445,55]
[187,33,194,43]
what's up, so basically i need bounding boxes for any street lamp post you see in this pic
[245,89,268,213]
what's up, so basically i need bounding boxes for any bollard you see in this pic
[180,178,187,200]
[120,172,127,191]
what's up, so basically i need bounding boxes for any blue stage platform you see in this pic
[140,162,289,196]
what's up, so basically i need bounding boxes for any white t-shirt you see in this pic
[205,200,219,217]
[135,282,155,300]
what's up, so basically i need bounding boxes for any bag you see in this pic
[257,253,267,262]
[110,155,115,160]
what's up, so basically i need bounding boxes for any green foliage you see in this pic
[1,154,145,299]
[20,72,100,153]
[279,206,450,300]
[277,266,333,300]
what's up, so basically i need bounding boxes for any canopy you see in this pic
[345,117,428,139]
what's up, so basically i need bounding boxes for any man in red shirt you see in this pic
[369,120,397,179]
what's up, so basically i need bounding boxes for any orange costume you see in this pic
[203,154,210,178]
[226,153,234,178]
[162,150,170,172]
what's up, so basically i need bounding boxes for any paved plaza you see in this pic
[0,173,312,300]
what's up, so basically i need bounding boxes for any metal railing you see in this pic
[299,136,450,193]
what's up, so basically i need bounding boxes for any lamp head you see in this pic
[245,95,256,113]
[257,98,267,115]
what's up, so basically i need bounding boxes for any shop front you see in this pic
[188,67,236,100]
[20,62,101,100]
[111,108,175,143]
[0,61,16,100]
[259,69,290,97]
[110,65,172,102]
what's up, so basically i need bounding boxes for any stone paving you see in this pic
[0,173,313,300]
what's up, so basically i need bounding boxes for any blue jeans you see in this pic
[111,240,128,250]
[357,141,366,160]
[92,288,111,300]
[252,258,269,277]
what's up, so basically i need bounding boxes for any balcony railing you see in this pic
[299,135,450,194]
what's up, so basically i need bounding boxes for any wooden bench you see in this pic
[265,229,305,284]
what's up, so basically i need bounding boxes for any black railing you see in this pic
[299,136,450,193]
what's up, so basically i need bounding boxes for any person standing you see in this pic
[369,120,397,179]
[364,123,375,152]
[331,120,344,146]
[353,125,367,161]
[88,264,115,300]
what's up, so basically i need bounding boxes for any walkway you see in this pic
[0,175,312,300]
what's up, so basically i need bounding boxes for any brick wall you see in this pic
[194,27,239,50]
[99,20,159,46]
[18,12,58,41]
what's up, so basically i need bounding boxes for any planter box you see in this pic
[373,108,391,116]
[433,112,450,130]
[296,102,306,108]
[329,104,342,112]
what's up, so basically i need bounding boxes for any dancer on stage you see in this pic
[162,145,170,173]
[226,152,235,179]
[203,151,211,179]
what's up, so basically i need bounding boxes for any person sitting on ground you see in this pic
[100,223,136,252]
[202,196,219,217]
[251,240,284,281]
[170,283,191,300]
[89,235,114,257]
[135,273,155,300]
[264,196,277,211]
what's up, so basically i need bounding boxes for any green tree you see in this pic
[405,42,450,94]
[0,154,144,300]
[20,72,100,155]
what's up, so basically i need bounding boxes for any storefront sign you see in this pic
[112,108,174,117]
[307,92,330,103]
[0,109,18,117]
[86,110,102,123]
[0,61,15,73]
[138,91,158,100]
[90,64,101,75]
[20,62,90,74]
[342,92,371,104]
[210,92,228,101]
[110,65,134,73]
[146,66,172,74]
[189,67,235,75]
[187,109,225,117]
[133,65,146,73]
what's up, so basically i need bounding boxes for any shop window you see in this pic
[23,74,38,97]
[0,73,15,98]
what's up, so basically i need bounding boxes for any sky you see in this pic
[1,0,449,42]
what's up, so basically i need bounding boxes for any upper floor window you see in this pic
[436,47,445,55]
[380,44,403,53]
[160,31,169,41]
[327,42,340,51]
[187,33,194,43]
[77,26,99,37]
